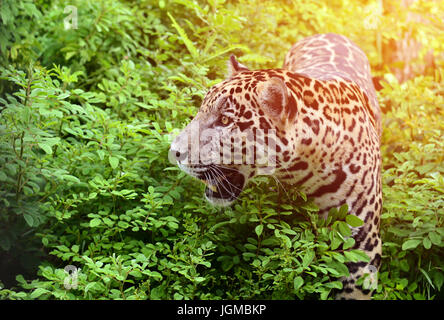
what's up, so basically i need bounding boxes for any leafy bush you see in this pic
[0,0,443,300]
[374,72,444,299]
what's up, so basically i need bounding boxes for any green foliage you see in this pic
[374,71,444,300]
[0,0,42,64]
[0,0,443,300]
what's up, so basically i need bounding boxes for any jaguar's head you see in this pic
[170,56,292,206]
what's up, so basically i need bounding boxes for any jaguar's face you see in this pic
[169,56,288,206]
[169,87,251,206]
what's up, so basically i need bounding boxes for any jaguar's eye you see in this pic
[220,115,231,126]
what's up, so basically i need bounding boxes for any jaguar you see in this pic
[170,33,382,300]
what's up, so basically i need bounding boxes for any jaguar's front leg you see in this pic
[336,215,382,300]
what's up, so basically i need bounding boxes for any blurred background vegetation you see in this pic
[0,0,443,300]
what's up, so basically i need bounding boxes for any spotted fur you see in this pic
[170,33,382,299]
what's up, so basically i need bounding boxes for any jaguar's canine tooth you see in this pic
[200,179,217,192]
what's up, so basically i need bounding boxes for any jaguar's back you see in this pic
[284,33,381,136]
[282,34,382,299]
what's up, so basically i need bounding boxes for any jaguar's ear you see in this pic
[227,55,249,78]
[258,77,288,120]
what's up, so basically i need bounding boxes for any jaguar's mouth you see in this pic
[188,165,245,206]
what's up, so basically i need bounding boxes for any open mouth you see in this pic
[194,165,245,204]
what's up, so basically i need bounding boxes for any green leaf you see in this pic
[129,270,142,278]
[344,250,370,262]
[339,204,349,219]
[0,171,8,181]
[103,217,113,226]
[38,138,60,155]
[337,221,352,237]
[328,207,339,220]
[194,277,206,283]
[38,142,53,155]
[293,276,304,292]
[346,215,364,227]
[326,261,350,277]
[90,218,101,228]
[85,282,98,294]
[428,232,441,246]
[419,268,435,290]
[167,13,199,59]
[208,221,231,233]
[402,239,422,250]
[283,235,292,248]
[109,156,119,169]
[280,204,293,210]
[57,245,69,252]
[97,150,105,160]
[302,250,315,268]
[61,174,80,183]
[118,221,129,228]
[432,271,444,291]
[330,236,342,250]
[325,281,343,289]
[202,45,248,63]
[413,293,426,300]
[30,288,50,299]
[255,224,263,237]
[343,238,356,250]
[400,259,410,272]
[423,237,432,249]
[221,259,234,272]
[16,275,26,285]
[150,286,165,300]
[23,214,34,227]
[242,252,256,260]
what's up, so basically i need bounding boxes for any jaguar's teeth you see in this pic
[200,179,217,192]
